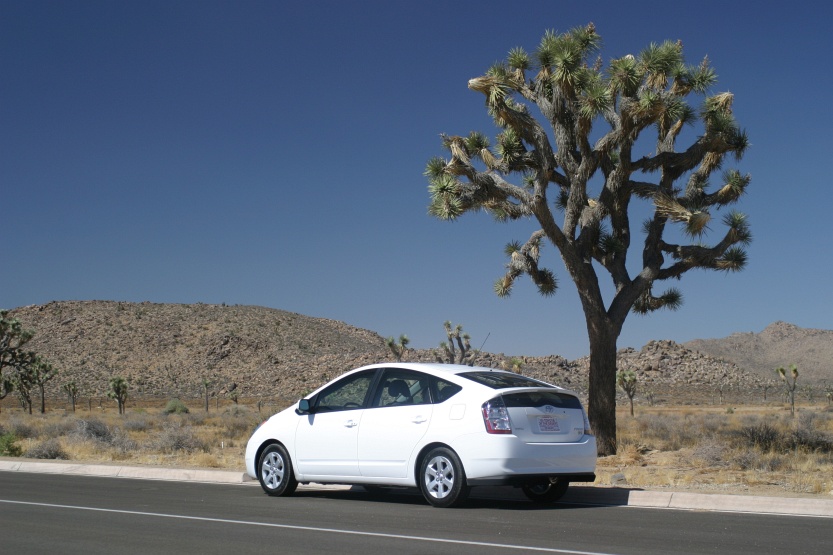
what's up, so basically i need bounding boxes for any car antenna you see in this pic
[469,332,490,366]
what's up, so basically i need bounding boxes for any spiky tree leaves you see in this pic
[108,376,129,415]
[616,369,638,417]
[777,365,799,417]
[386,334,410,362]
[426,25,752,455]
[0,310,36,403]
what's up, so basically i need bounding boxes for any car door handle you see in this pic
[344,420,358,428]
[412,416,427,424]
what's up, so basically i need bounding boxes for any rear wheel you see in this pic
[521,478,569,503]
[258,444,298,496]
[419,447,469,508]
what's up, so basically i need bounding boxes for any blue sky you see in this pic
[2,0,831,359]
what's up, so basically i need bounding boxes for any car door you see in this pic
[294,370,376,478]
[358,369,433,478]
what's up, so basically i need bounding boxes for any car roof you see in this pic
[354,362,508,377]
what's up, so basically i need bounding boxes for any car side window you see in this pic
[433,378,462,403]
[372,370,430,408]
[314,371,374,412]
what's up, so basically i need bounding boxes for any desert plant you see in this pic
[617,370,638,416]
[108,376,129,415]
[435,321,474,365]
[426,25,752,455]
[164,398,190,415]
[24,438,69,460]
[737,422,780,451]
[0,310,36,411]
[777,365,799,417]
[0,432,22,456]
[73,418,113,443]
[63,380,80,413]
[385,334,410,362]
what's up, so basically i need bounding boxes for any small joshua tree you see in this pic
[616,369,638,417]
[385,334,410,362]
[777,364,799,417]
[63,380,80,413]
[108,376,129,415]
[436,321,475,365]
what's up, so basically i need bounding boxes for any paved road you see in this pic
[0,472,828,555]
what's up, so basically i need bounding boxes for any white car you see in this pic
[245,362,596,507]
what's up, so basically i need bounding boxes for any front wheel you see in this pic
[257,444,298,496]
[419,447,469,508]
[521,478,569,503]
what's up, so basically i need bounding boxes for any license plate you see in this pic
[537,416,560,433]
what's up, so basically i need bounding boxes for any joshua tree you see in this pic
[0,310,36,409]
[777,365,799,417]
[426,25,751,454]
[63,380,80,413]
[108,376,129,415]
[616,369,638,416]
[203,378,213,413]
[11,358,36,414]
[436,321,475,365]
[385,334,410,362]
[31,356,58,414]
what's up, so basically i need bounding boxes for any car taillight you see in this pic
[482,397,511,434]
[582,407,593,436]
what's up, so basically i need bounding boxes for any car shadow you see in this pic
[291,485,640,511]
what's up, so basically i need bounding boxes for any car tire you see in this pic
[419,447,470,508]
[521,478,569,503]
[257,444,298,497]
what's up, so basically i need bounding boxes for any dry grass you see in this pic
[597,405,833,497]
[0,400,265,471]
[2,400,833,498]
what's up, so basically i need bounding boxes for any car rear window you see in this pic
[458,372,554,390]
[502,391,582,409]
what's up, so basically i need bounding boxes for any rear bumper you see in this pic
[453,432,597,481]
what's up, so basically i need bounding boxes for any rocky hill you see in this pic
[684,321,833,385]
[4,301,826,407]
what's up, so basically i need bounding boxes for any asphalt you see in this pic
[2,457,832,518]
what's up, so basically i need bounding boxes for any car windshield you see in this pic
[459,372,555,389]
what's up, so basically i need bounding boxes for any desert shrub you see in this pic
[222,412,259,436]
[73,418,113,443]
[4,417,35,439]
[24,438,69,460]
[736,422,781,451]
[109,427,139,453]
[43,417,79,438]
[730,449,759,470]
[183,411,208,426]
[151,422,206,454]
[0,432,22,456]
[122,414,151,432]
[691,440,729,467]
[163,398,189,415]
[757,453,786,472]
[783,428,833,453]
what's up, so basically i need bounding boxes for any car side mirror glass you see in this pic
[297,399,311,414]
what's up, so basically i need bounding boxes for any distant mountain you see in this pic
[684,322,833,384]
[4,302,825,406]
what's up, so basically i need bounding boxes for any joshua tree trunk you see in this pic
[586,318,619,456]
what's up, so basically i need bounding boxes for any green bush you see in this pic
[0,432,22,457]
[163,398,190,414]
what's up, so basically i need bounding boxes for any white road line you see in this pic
[0,498,619,555]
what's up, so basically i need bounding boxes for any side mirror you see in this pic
[296,399,311,414]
